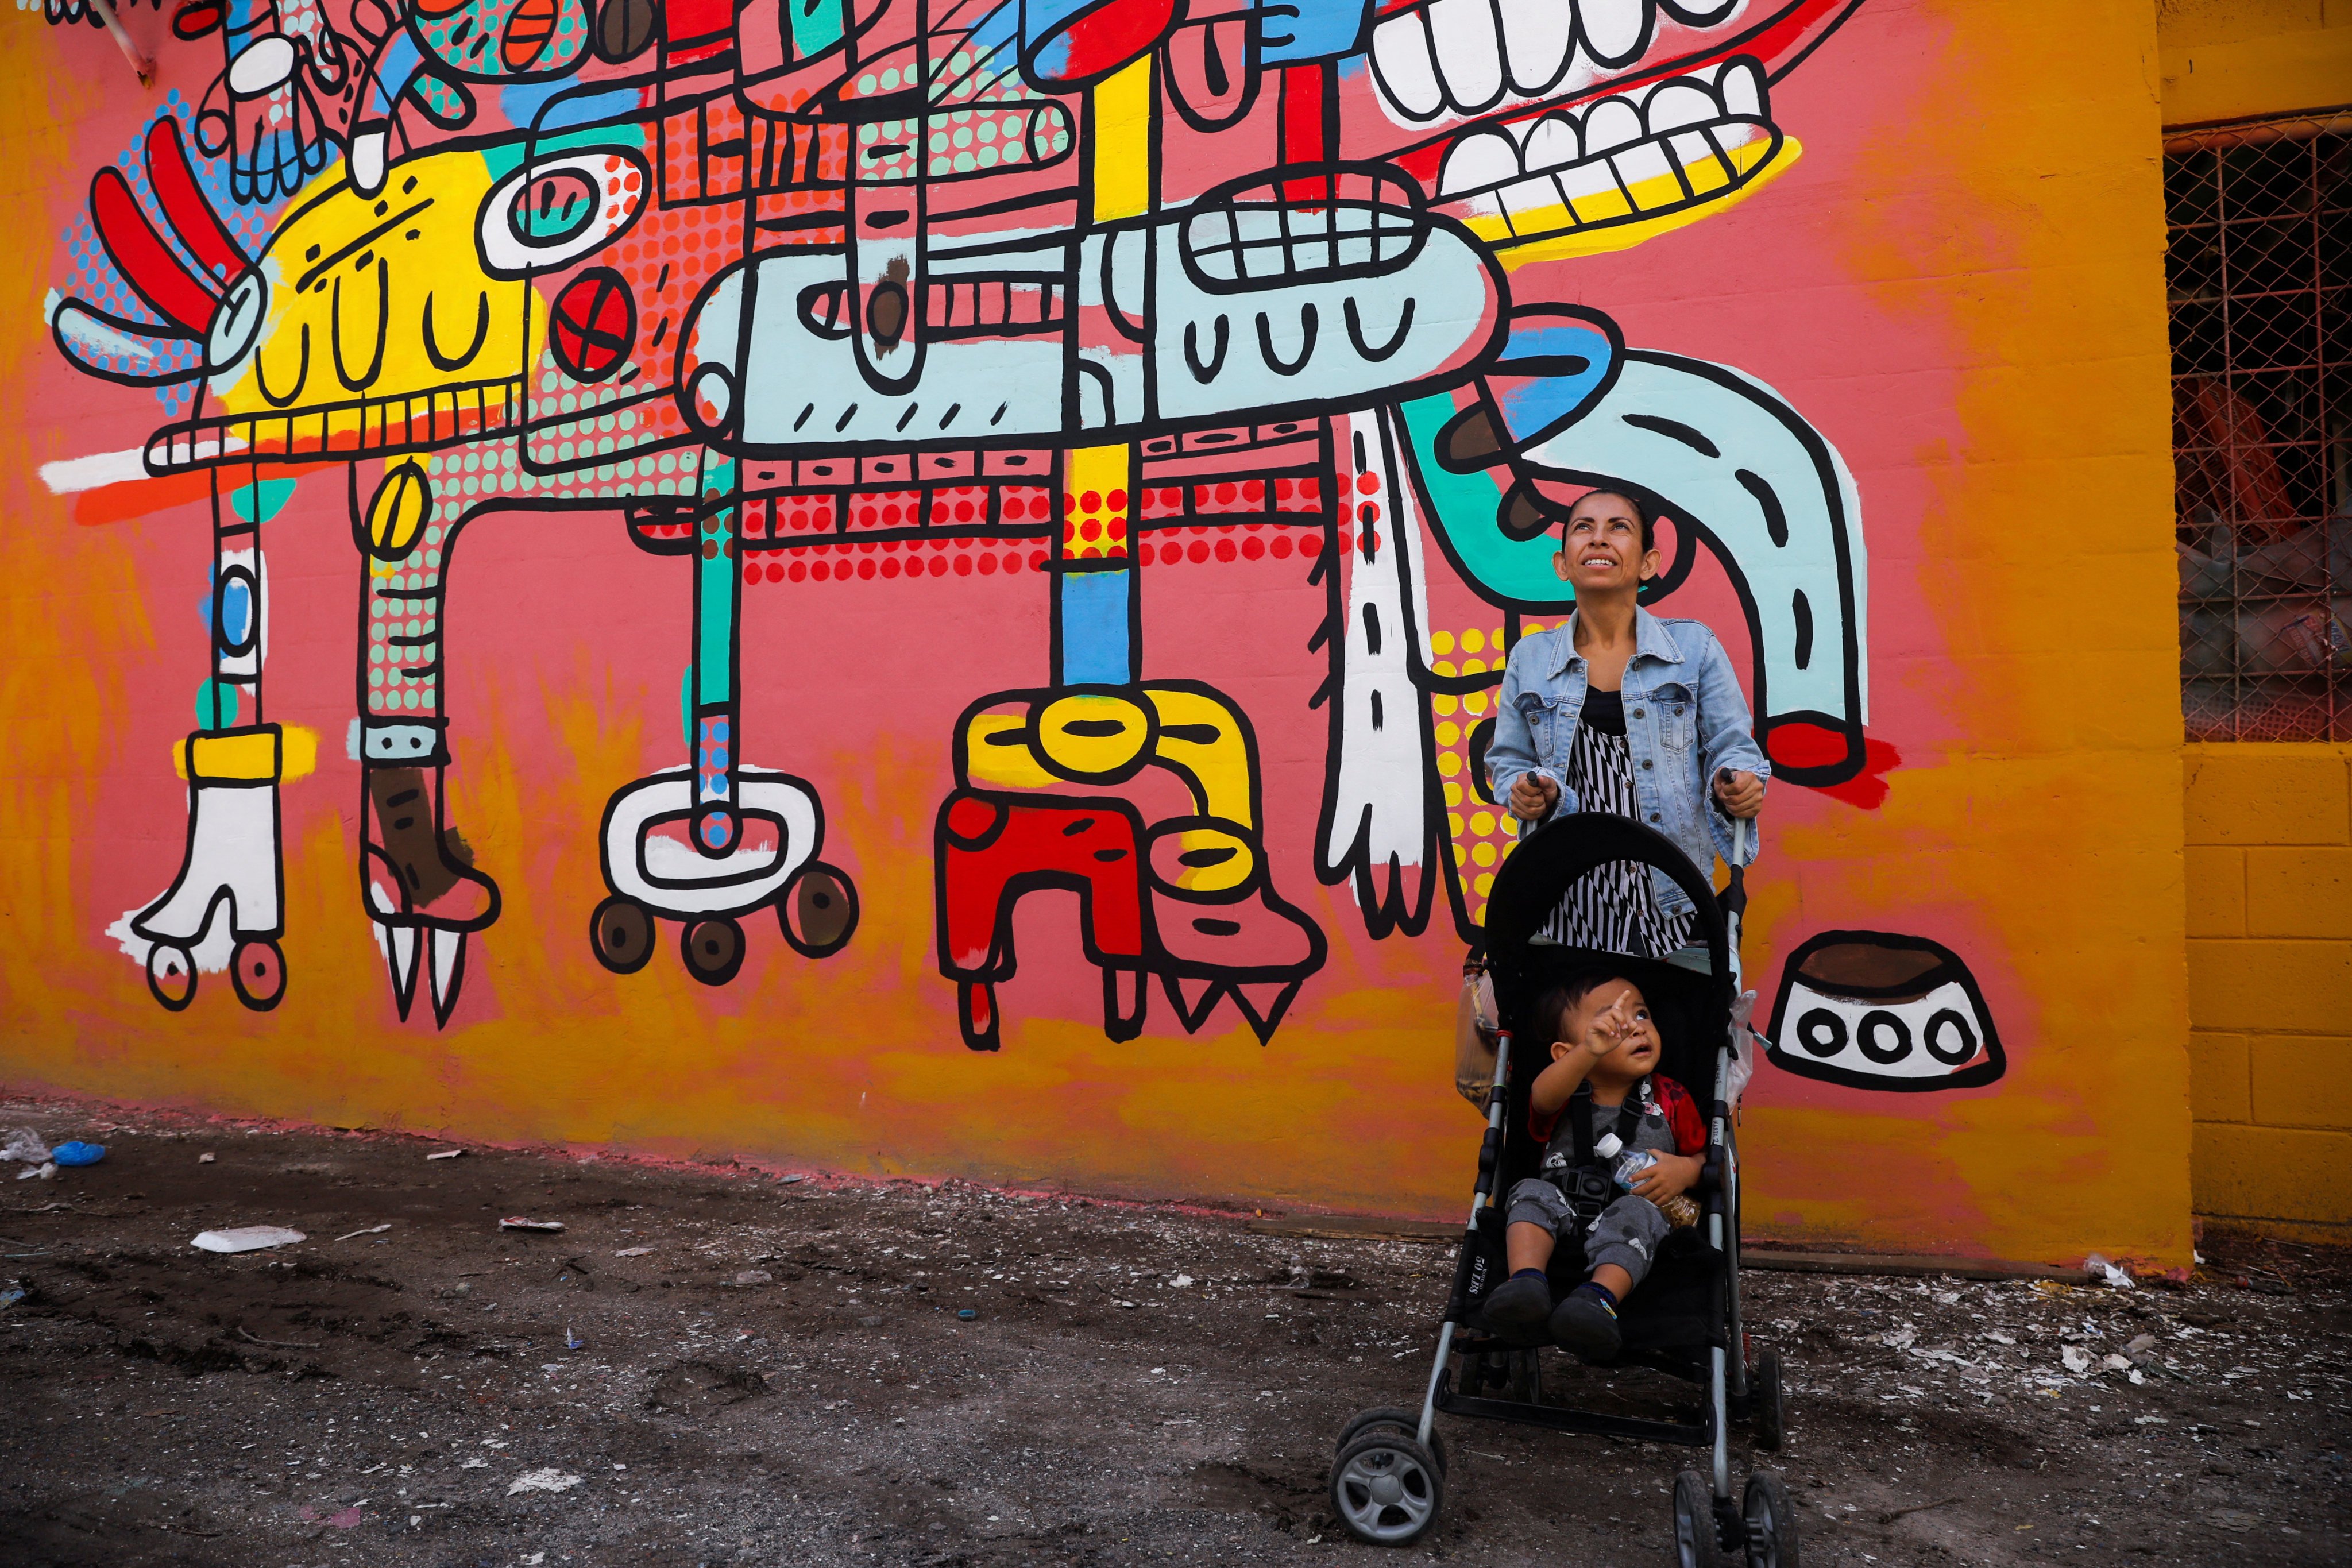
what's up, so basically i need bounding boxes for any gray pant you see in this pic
[1505,1177,1673,1289]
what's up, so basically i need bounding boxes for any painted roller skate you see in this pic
[133,725,288,1014]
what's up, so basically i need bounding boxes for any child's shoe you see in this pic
[1483,1270,1552,1329]
[1548,1283,1623,1360]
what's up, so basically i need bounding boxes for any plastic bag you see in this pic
[1454,968,1500,1113]
[0,1128,49,1165]
[1725,990,1762,1116]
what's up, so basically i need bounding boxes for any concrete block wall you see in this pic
[2183,744,2352,1238]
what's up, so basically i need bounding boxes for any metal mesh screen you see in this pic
[2165,118,2352,741]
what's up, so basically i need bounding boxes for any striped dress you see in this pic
[1535,686,1697,958]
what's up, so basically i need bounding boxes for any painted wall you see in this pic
[0,0,2195,1267]
[2183,746,2352,1239]
[2157,0,2351,1242]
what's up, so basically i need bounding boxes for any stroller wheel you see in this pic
[1509,1346,1542,1405]
[1752,1347,1785,1451]
[1671,1469,1719,1567]
[1742,1471,1799,1568]
[1330,1431,1443,1545]
[1332,1408,1448,1475]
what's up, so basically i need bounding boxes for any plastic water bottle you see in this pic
[1593,1133,1699,1227]
[1593,1131,1653,1191]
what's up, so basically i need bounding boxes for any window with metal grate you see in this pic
[2165,117,2352,741]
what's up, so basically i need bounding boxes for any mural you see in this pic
[41,0,1930,1053]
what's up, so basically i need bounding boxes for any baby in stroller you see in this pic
[1485,970,1707,1358]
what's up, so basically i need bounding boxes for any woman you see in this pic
[1484,490,1767,967]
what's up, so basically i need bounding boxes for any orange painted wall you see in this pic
[0,0,2195,1268]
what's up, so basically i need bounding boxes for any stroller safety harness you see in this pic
[1327,813,1795,1565]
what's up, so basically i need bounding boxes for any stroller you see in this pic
[1325,813,1794,1565]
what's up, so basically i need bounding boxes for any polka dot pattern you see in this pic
[1429,621,1554,925]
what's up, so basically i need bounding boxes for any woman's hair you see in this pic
[1534,967,1637,1046]
[1562,489,1654,553]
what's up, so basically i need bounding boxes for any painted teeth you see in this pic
[1717,55,1764,118]
[1372,0,1754,122]
[1432,56,1778,238]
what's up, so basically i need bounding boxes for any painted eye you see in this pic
[477,151,648,277]
[511,169,600,246]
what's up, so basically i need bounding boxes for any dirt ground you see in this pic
[0,1096,2343,1568]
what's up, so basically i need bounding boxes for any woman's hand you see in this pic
[1507,773,1561,822]
[1713,769,1765,820]
[1630,1150,1704,1203]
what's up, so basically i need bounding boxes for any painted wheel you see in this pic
[1329,1431,1443,1546]
[1673,1469,1721,1567]
[146,943,198,1012]
[1752,1347,1785,1451]
[229,938,287,1011]
[590,896,656,975]
[680,916,744,986]
[778,862,858,959]
[1332,1407,1448,1476]
[1743,1472,1798,1568]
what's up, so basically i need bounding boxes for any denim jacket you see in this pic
[1484,611,1768,919]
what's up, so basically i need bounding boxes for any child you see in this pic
[1485,970,1707,1358]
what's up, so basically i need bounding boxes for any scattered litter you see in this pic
[2061,1345,2092,1374]
[2135,1415,2169,1426]
[16,1163,55,1182]
[426,1149,465,1161]
[2123,1333,2158,1357]
[335,1223,393,1242]
[565,1327,584,1350]
[957,1308,977,1320]
[1170,1274,1194,1287]
[775,1173,806,1185]
[506,1468,582,1496]
[1881,1497,1963,1524]
[0,1129,49,1165]
[729,1269,773,1287]
[0,1287,25,1309]
[613,1246,654,1257]
[499,1217,564,1233]
[49,1142,105,1168]
[2084,1253,2135,1289]
[298,1504,365,1528]
[198,1152,215,1164]
[191,1225,307,1254]
[237,1324,319,1349]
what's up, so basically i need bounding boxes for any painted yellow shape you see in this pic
[1034,693,1152,779]
[1142,686,1252,826]
[175,725,316,783]
[212,152,539,435]
[366,462,433,556]
[1061,443,1133,558]
[1090,57,1154,223]
[1465,136,1801,271]
[1159,823,1255,894]
[959,708,1059,790]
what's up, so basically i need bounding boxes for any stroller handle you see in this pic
[1482,813,1732,976]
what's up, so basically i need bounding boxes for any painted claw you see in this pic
[383,922,419,1021]
[427,928,466,1028]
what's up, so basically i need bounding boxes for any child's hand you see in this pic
[1570,991,1638,1059]
[1629,1151,1703,1203]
